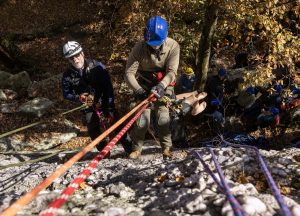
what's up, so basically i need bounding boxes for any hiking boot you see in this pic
[162,147,173,158]
[129,150,141,159]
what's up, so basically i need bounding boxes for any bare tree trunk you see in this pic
[194,1,218,92]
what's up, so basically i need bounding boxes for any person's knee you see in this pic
[157,114,170,128]
[136,115,150,129]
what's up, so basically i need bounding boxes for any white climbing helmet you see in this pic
[63,41,83,58]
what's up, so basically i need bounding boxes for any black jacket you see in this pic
[62,59,115,111]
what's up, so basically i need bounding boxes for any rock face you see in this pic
[0,71,12,88]
[0,142,299,215]
[27,73,63,100]
[0,119,80,152]
[0,70,32,95]
[7,71,32,95]
[17,97,54,117]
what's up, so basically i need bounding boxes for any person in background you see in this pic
[62,41,132,157]
[179,65,196,93]
[206,68,228,104]
[210,99,224,125]
[257,107,280,128]
[124,15,180,159]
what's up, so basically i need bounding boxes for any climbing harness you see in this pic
[1,96,153,216]
[40,101,152,216]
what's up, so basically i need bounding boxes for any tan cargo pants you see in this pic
[130,101,172,152]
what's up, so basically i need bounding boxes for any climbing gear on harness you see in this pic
[155,71,175,86]
[80,93,94,107]
[63,41,82,58]
[144,16,168,46]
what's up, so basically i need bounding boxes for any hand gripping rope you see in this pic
[194,149,247,216]
[39,101,151,216]
[222,139,292,216]
[0,95,154,216]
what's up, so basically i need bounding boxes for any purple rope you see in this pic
[193,150,224,192]
[193,150,247,216]
[223,140,292,216]
[208,147,247,216]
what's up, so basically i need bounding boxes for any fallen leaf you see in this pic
[238,175,249,184]
[176,176,185,183]
[156,175,168,183]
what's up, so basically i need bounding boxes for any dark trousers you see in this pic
[84,110,132,153]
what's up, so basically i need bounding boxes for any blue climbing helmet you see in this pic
[246,86,256,95]
[273,84,283,93]
[211,99,222,106]
[218,68,227,77]
[144,16,168,46]
[269,107,279,115]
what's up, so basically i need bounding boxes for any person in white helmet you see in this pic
[62,41,132,156]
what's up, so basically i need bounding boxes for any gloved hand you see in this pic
[80,93,94,107]
[151,83,165,99]
[135,88,148,101]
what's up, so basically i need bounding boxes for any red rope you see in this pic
[40,102,150,216]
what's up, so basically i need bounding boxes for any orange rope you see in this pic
[1,95,153,216]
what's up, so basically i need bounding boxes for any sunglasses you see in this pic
[68,52,82,61]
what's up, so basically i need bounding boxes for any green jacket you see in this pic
[125,37,180,92]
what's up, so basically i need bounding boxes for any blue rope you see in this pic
[222,140,292,216]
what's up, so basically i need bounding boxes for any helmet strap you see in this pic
[148,45,162,61]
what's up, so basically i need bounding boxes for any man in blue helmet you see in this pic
[125,16,180,159]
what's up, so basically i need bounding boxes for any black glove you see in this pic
[151,83,165,99]
[135,88,148,101]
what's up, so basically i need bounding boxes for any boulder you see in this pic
[17,97,54,117]
[6,71,32,95]
[0,89,18,101]
[0,102,18,113]
[0,119,79,152]
[0,70,12,88]
[27,73,63,100]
